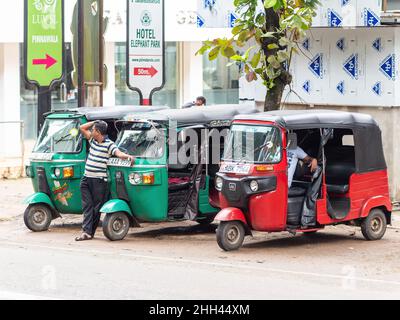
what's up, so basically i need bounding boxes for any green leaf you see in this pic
[267,43,279,50]
[250,52,261,68]
[208,46,220,61]
[222,46,236,58]
[264,0,277,9]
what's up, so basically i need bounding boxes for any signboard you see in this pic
[24,0,64,88]
[127,0,165,105]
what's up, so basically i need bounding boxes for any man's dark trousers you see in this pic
[80,176,109,237]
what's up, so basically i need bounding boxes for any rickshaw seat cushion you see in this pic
[288,187,307,197]
[327,184,349,194]
[325,162,355,185]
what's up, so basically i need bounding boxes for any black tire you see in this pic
[361,209,387,241]
[216,221,245,252]
[103,212,130,241]
[23,204,53,232]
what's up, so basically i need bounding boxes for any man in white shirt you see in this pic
[287,147,318,188]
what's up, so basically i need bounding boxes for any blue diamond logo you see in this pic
[373,38,382,52]
[303,81,311,94]
[364,9,380,27]
[302,38,310,51]
[337,38,345,51]
[343,54,359,80]
[229,12,238,28]
[337,81,345,95]
[328,10,343,27]
[308,54,323,79]
[380,54,396,80]
[372,82,382,96]
[197,15,205,28]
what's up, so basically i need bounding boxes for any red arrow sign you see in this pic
[134,66,158,78]
[32,54,57,70]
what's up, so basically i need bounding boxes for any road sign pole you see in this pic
[37,87,52,132]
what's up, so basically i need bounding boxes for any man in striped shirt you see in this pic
[76,120,135,242]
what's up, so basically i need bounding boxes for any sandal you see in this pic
[75,233,93,242]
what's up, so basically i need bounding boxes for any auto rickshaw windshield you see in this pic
[115,123,165,159]
[223,124,282,164]
[33,119,82,154]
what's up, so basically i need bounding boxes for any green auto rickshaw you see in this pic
[24,105,168,232]
[100,104,259,241]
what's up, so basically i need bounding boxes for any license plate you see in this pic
[108,158,132,167]
[220,163,251,175]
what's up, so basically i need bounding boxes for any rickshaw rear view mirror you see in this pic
[287,133,298,150]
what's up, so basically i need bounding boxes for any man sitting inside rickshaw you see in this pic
[287,146,318,189]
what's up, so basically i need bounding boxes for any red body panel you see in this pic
[247,170,288,231]
[317,170,391,225]
[215,207,247,225]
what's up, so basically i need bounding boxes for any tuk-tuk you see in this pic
[214,110,392,251]
[24,105,168,232]
[100,104,259,241]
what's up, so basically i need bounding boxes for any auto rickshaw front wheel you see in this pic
[24,204,53,232]
[103,212,130,241]
[361,209,387,241]
[216,221,245,252]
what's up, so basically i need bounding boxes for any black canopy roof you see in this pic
[124,104,259,127]
[235,109,386,173]
[48,105,169,121]
[234,109,378,129]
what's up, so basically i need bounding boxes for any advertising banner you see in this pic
[25,0,64,88]
[127,0,165,105]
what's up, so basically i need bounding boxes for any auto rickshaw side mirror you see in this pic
[287,132,298,150]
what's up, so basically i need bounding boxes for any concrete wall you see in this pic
[281,103,400,203]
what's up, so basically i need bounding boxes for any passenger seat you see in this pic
[326,162,355,194]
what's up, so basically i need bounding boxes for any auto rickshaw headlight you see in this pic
[130,173,142,185]
[54,168,62,178]
[250,180,259,192]
[216,177,223,191]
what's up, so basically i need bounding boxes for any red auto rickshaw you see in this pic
[214,110,392,251]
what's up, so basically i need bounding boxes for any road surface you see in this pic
[0,179,399,300]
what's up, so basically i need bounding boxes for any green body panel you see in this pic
[198,176,219,216]
[101,199,132,216]
[28,115,88,215]
[108,163,169,222]
[24,192,56,210]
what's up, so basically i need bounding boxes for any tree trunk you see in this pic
[262,7,292,112]
[264,78,285,111]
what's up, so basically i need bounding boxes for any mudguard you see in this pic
[101,199,133,216]
[24,193,56,210]
[361,196,392,219]
[214,207,248,226]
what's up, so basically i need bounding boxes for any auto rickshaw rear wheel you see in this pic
[23,204,53,232]
[216,221,245,252]
[361,209,387,241]
[103,212,130,241]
